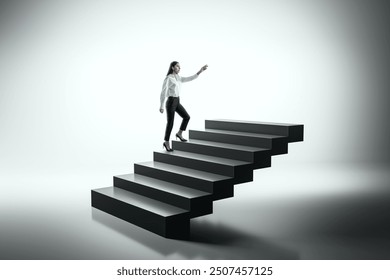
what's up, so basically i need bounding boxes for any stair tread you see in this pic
[192,128,286,139]
[155,150,251,166]
[174,139,269,152]
[93,187,188,217]
[210,119,301,126]
[136,161,232,182]
[115,173,211,198]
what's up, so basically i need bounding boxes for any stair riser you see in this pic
[154,152,253,183]
[190,130,270,148]
[205,120,304,143]
[113,176,213,217]
[172,141,272,169]
[154,151,233,176]
[173,141,255,162]
[91,190,190,239]
[134,164,234,200]
[189,130,288,155]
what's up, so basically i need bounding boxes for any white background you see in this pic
[1,0,389,171]
[0,0,389,261]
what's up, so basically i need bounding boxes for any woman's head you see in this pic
[167,61,180,75]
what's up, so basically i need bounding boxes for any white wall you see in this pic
[1,0,389,174]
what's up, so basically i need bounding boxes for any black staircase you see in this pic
[91,119,304,239]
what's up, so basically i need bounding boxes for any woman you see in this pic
[160,61,208,152]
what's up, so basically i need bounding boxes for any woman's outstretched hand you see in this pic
[160,108,164,113]
[197,64,208,75]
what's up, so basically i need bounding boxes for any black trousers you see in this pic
[164,97,190,141]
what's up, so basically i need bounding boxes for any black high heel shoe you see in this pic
[175,133,187,142]
[163,142,173,152]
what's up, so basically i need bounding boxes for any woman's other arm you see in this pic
[159,77,169,113]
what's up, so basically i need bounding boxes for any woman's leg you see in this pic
[164,97,178,141]
[176,101,190,132]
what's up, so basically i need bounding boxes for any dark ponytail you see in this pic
[166,61,179,76]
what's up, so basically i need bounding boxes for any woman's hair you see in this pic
[166,61,179,76]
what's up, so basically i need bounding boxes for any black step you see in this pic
[189,129,288,155]
[205,119,304,143]
[134,161,234,200]
[153,150,253,184]
[91,187,190,239]
[172,139,272,169]
[113,173,212,218]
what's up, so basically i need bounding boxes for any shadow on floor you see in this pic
[91,209,299,259]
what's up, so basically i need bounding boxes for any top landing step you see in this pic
[205,119,304,143]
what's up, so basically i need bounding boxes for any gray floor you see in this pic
[1,160,389,260]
